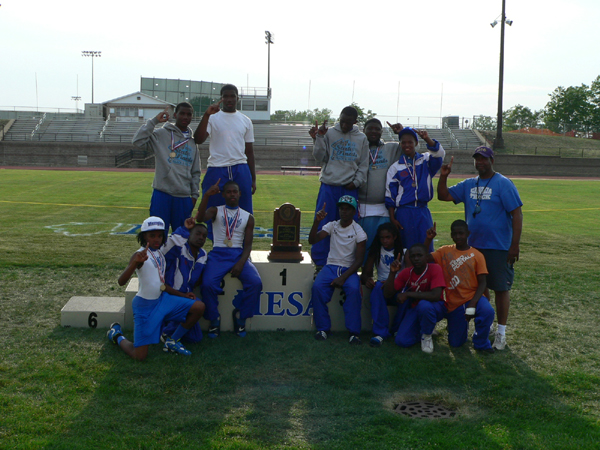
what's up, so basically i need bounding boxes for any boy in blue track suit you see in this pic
[385,127,445,251]
[161,218,208,343]
[309,106,369,267]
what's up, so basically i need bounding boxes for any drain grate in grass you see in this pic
[393,401,456,419]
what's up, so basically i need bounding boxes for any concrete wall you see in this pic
[1,141,599,178]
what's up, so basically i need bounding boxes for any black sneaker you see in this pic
[232,308,246,337]
[349,335,362,345]
[314,330,328,341]
[208,317,221,339]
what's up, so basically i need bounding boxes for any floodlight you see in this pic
[490,20,498,28]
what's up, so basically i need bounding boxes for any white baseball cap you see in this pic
[141,216,165,232]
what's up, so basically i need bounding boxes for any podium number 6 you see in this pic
[88,312,98,328]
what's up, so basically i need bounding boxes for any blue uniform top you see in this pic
[448,173,523,251]
[163,226,207,293]
[385,141,445,208]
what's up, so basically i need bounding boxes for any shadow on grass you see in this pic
[28,326,600,449]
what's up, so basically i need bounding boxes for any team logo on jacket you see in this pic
[331,139,358,161]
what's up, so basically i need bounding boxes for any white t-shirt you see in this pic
[207,110,254,167]
[376,247,395,282]
[322,220,367,268]
[136,247,165,300]
[212,205,251,249]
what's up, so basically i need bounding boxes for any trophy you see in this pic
[267,203,303,262]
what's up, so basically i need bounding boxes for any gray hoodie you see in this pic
[133,117,201,198]
[358,140,402,205]
[313,123,369,188]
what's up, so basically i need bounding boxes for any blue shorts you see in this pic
[477,249,514,292]
[132,293,195,347]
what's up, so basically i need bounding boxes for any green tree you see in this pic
[270,108,333,123]
[472,115,496,131]
[544,84,592,133]
[350,102,377,126]
[503,105,543,130]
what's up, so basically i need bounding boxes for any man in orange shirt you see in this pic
[426,220,495,353]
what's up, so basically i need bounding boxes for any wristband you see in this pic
[465,307,476,316]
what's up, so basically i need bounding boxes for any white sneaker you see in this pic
[492,331,507,350]
[421,334,434,354]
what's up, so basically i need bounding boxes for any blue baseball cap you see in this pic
[472,146,494,158]
[337,195,357,209]
[398,127,419,143]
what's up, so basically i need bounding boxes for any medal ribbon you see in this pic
[402,155,418,206]
[170,131,190,154]
[223,207,241,242]
[403,264,429,308]
[369,145,381,166]
[148,249,166,284]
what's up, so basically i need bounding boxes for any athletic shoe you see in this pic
[163,337,191,356]
[160,333,168,344]
[208,318,221,339]
[421,334,434,354]
[369,336,384,348]
[107,322,123,345]
[477,347,496,354]
[232,308,247,337]
[315,330,328,341]
[492,332,507,350]
[349,335,362,345]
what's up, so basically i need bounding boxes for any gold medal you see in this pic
[412,182,417,187]
[160,284,166,291]
[225,239,233,247]
[169,152,176,158]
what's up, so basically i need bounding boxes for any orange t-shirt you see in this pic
[431,245,488,312]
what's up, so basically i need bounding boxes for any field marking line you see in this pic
[2,200,599,214]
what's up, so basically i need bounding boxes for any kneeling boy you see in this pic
[107,217,205,360]
[161,217,209,343]
[383,243,446,353]
[309,195,367,344]
[196,180,262,337]
[426,220,495,353]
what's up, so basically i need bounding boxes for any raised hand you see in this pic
[415,129,429,140]
[440,156,454,177]
[134,243,150,264]
[205,99,223,116]
[184,217,196,230]
[156,107,170,123]
[315,202,327,222]
[386,121,404,134]
[206,178,221,196]
[309,120,318,139]
[317,120,328,136]
[426,222,437,240]
[389,253,402,274]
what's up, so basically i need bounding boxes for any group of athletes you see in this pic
[106,83,523,360]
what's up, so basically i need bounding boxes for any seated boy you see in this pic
[383,243,446,353]
[107,217,205,360]
[195,179,262,338]
[425,220,495,353]
[309,195,367,344]
[161,217,209,343]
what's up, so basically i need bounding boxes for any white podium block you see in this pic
[61,296,125,329]
[124,278,137,330]
[246,251,315,331]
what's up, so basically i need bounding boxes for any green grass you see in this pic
[1,169,600,449]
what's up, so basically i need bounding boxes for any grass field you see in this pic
[1,169,600,449]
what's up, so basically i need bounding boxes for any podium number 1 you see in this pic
[280,268,287,286]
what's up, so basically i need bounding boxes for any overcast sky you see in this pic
[2,0,599,125]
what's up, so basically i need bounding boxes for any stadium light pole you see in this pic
[265,31,274,99]
[491,1,512,150]
[81,51,101,104]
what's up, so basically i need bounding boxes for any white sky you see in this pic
[1,0,599,124]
